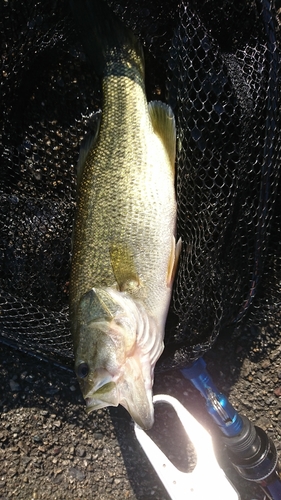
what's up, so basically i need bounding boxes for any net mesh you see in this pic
[0,0,280,369]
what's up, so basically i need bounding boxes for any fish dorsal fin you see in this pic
[79,288,119,323]
[76,111,102,190]
[110,243,141,293]
[166,237,182,288]
[148,101,176,170]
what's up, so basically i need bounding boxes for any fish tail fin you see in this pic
[70,0,144,77]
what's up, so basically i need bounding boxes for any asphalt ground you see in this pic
[1,319,281,499]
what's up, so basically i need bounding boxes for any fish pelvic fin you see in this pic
[148,101,176,170]
[119,354,155,429]
[83,360,155,430]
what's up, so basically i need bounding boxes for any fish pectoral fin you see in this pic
[79,287,119,323]
[166,236,182,288]
[119,357,154,430]
[109,243,141,292]
[148,101,176,170]
[76,111,102,190]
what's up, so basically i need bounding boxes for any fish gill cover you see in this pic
[0,0,280,369]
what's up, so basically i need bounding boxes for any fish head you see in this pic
[73,287,163,430]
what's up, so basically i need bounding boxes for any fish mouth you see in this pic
[84,381,119,412]
[83,370,154,430]
[85,397,115,412]
[85,388,154,430]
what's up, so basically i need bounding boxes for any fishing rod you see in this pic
[182,357,281,500]
[135,393,241,500]
[135,357,281,499]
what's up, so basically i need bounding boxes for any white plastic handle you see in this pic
[135,394,241,500]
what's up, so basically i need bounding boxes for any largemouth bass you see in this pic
[70,0,179,429]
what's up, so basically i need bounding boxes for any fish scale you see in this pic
[71,75,175,307]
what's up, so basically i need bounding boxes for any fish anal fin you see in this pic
[166,236,182,288]
[148,101,176,170]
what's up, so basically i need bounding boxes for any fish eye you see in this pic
[76,362,89,379]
